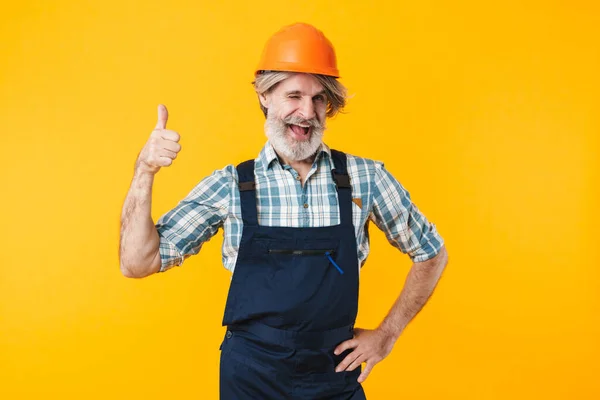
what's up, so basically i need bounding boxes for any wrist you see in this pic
[131,165,157,196]
[377,323,402,342]
[134,162,158,180]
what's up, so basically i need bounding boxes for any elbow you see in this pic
[119,260,159,279]
[434,246,449,271]
[120,264,138,278]
[435,247,449,280]
[438,245,449,266]
[419,246,448,271]
[120,262,141,278]
[119,251,161,278]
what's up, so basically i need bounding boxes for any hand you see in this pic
[334,327,396,383]
[135,104,181,175]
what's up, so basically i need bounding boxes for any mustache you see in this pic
[282,115,323,130]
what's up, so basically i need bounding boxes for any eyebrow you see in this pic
[284,90,327,97]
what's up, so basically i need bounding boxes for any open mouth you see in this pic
[287,124,311,140]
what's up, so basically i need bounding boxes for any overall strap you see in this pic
[329,149,353,227]
[236,159,258,226]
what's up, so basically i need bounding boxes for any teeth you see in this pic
[287,123,310,128]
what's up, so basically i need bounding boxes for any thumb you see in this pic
[155,104,168,129]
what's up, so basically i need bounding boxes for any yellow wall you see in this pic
[1,1,598,398]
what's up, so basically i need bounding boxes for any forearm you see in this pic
[119,167,161,278]
[378,246,448,340]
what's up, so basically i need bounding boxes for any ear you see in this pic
[258,92,270,109]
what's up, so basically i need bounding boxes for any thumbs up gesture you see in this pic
[136,104,182,175]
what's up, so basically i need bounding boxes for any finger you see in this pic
[159,148,178,160]
[334,339,358,356]
[155,104,168,129]
[335,350,360,372]
[159,129,180,143]
[357,360,375,383]
[161,139,181,153]
[345,353,366,372]
[157,156,173,167]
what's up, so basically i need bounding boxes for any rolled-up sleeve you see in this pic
[370,163,444,262]
[155,167,232,272]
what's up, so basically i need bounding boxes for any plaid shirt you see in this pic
[156,142,444,273]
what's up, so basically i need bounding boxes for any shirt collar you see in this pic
[258,141,334,171]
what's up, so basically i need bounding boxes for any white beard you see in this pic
[264,114,325,162]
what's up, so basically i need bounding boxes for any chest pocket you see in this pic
[255,238,342,286]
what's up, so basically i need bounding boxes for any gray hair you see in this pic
[252,71,348,118]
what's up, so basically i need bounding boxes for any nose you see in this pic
[298,96,316,120]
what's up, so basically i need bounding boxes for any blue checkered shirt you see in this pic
[156,142,444,273]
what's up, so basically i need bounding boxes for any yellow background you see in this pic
[1,0,598,398]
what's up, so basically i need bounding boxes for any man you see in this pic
[119,23,448,399]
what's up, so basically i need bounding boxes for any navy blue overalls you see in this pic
[219,150,367,399]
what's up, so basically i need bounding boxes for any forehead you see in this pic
[273,73,324,95]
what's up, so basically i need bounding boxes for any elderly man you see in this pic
[119,23,448,400]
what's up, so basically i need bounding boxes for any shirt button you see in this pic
[295,175,301,181]
[226,330,232,339]
[303,203,309,209]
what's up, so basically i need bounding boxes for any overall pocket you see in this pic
[267,248,344,274]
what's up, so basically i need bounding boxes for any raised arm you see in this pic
[119,104,181,278]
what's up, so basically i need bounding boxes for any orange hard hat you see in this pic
[255,23,339,78]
